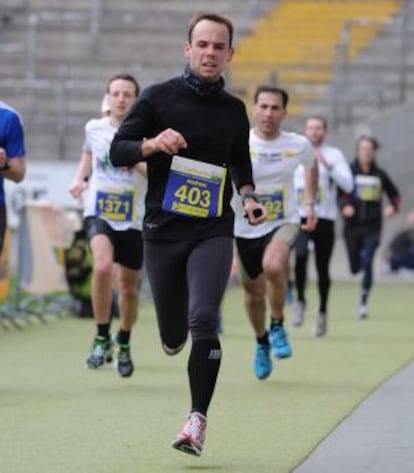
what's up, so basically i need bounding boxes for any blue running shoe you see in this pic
[254,343,272,380]
[269,324,292,359]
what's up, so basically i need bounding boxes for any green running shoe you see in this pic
[86,336,113,369]
[115,343,134,378]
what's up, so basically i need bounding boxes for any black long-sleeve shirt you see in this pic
[110,76,254,241]
[339,159,401,231]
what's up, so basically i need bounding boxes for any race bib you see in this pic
[257,186,286,221]
[355,175,382,202]
[95,190,135,222]
[162,156,227,218]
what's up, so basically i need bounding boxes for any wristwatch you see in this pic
[241,192,259,206]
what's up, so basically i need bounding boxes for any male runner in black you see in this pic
[110,13,266,456]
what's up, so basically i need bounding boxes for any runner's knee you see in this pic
[189,306,219,341]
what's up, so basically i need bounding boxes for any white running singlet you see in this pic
[294,143,353,221]
[233,129,314,239]
[83,116,146,231]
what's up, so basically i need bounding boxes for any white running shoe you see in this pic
[358,303,368,319]
[172,412,207,456]
[291,301,306,327]
[313,311,327,337]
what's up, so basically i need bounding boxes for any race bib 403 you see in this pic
[95,190,134,221]
[162,156,227,218]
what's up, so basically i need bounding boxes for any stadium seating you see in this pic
[0,0,411,160]
[230,0,403,124]
[0,0,274,160]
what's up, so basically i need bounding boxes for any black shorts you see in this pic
[84,216,143,270]
[236,224,299,281]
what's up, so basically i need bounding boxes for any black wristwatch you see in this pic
[241,192,259,206]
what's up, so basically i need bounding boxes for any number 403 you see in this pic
[174,184,211,208]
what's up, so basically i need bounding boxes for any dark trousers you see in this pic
[344,225,380,293]
[144,236,233,347]
[294,218,335,313]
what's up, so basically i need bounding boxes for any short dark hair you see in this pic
[357,135,380,151]
[253,86,289,108]
[106,73,140,97]
[306,115,328,130]
[188,13,234,47]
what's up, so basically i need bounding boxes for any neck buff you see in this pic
[182,64,225,97]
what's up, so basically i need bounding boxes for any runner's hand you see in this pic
[342,204,355,218]
[301,205,317,232]
[153,128,188,155]
[383,204,396,218]
[0,147,7,167]
[69,179,87,199]
[244,200,267,225]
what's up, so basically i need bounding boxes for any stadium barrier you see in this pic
[0,200,80,329]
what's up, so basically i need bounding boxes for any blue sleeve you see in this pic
[5,112,26,158]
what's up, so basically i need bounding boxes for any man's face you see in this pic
[107,79,137,120]
[304,118,326,147]
[184,19,233,82]
[253,92,286,138]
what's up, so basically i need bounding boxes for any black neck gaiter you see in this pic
[182,64,225,97]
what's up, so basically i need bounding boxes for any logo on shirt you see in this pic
[251,149,282,162]
[283,149,296,158]
[97,152,133,176]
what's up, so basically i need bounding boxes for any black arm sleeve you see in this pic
[110,95,155,167]
[229,104,254,193]
[381,169,401,211]
[338,189,354,209]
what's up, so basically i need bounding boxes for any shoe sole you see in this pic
[172,438,202,457]
[114,361,134,378]
[85,352,113,370]
[274,352,292,359]
[256,370,272,380]
[162,342,186,356]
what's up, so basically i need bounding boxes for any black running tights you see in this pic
[294,219,335,313]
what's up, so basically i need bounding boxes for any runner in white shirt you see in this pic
[233,86,318,380]
[69,74,147,378]
[292,116,353,336]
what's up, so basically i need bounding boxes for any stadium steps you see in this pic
[230,0,402,123]
[0,0,275,160]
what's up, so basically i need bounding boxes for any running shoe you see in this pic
[269,323,292,359]
[114,342,134,378]
[313,311,327,337]
[86,335,113,369]
[291,301,306,327]
[172,412,207,457]
[358,303,368,319]
[254,343,272,380]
